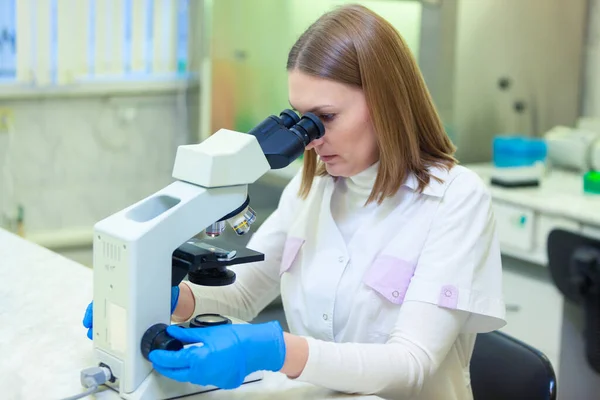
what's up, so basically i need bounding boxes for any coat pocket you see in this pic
[363,255,416,304]
[279,237,305,276]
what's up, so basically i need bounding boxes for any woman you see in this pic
[85,5,505,399]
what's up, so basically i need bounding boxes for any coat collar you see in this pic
[402,167,449,198]
[329,164,452,198]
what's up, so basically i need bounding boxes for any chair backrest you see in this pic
[470,330,557,400]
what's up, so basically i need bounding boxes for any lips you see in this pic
[320,155,337,162]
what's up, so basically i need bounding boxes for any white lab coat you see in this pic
[278,163,505,337]
[187,163,506,399]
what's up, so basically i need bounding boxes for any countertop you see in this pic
[458,163,600,226]
[0,228,378,400]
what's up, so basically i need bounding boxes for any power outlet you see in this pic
[0,108,14,134]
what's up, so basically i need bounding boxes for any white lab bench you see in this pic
[467,163,600,266]
[0,228,377,400]
[263,161,600,375]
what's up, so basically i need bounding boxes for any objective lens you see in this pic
[227,206,257,235]
[205,221,226,237]
[291,112,325,145]
[244,206,256,225]
[230,220,250,235]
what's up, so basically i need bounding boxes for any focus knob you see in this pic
[140,323,183,360]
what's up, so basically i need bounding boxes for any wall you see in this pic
[209,0,293,134]
[288,0,422,57]
[0,0,206,256]
[583,0,600,118]
[209,0,423,134]
[450,0,588,162]
[0,88,198,247]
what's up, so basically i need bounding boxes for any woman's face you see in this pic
[287,70,379,177]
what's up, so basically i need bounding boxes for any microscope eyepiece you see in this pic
[291,112,325,145]
[248,109,326,169]
[279,109,300,128]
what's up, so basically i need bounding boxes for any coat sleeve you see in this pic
[184,172,304,322]
[403,168,506,333]
[295,168,506,398]
[296,301,470,399]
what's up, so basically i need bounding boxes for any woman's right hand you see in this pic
[83,286,182,340]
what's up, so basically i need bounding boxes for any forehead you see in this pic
[287,70,362,110]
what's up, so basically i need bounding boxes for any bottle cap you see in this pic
[583,171,600,194]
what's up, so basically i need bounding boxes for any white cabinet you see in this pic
[501,260,563,372]
[491,200,583,266]
[492,201,535,252]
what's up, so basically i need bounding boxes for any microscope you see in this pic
[90,109,324,399]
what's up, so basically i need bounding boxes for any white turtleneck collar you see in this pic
[331,161,380,243]
[331,161,380,216]
[345,161,379,196]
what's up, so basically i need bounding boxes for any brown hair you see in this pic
[287,4,456,204]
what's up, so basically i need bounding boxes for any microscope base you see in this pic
[107,370,263,400]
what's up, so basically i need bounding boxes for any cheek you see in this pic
[335,116,377,153]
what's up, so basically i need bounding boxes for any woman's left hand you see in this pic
[149,321,287,389]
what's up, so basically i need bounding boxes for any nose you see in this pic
[306,136,324,150]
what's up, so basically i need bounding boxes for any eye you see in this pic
[319,113,336,122]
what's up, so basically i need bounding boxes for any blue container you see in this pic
[493,136,547,168]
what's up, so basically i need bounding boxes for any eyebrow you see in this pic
[288,101,335,114]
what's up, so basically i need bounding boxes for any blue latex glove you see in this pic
[149,321,286,390]
[83,286,180,340]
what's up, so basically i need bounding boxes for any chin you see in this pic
[324,163,351,178]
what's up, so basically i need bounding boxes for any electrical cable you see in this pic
[58,384,100,400]
[58,365,112,400]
